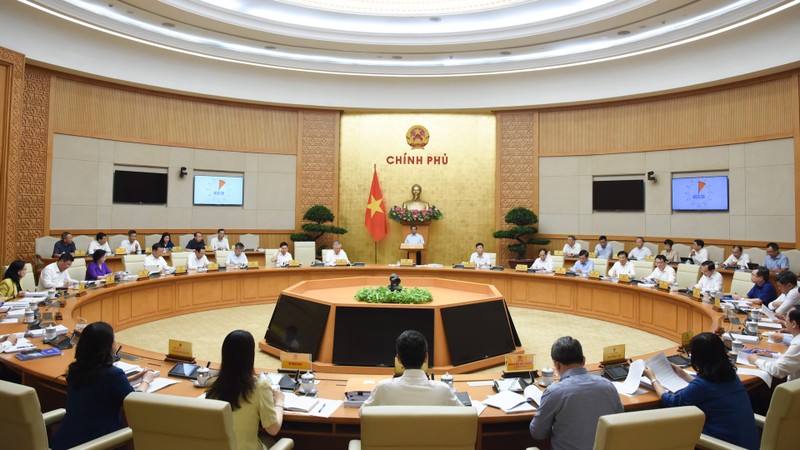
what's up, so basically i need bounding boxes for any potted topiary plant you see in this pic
[290,205,348,257]
[492,207,550,267]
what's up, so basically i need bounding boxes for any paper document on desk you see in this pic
[0,318,18,324]
[761,305,777,321]
[114,361,143,375]
[27,325,69,338]
[471,400,488,416]
[483,389,535,414]
[642,353,690,393]
[24,291,48,297]
[618,359,645,395]
[729,333,759,344]
[752,321,781,329]
[736,368,772,388]
[523,385,543,405]
[736,350,781,367]
[307,399,343,418]
[283,392,320,413]
[142,378,180,393]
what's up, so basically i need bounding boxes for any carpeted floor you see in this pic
[116,305,675,373]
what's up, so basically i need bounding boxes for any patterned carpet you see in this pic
[116,304,675,373]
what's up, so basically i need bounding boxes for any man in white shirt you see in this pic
[144,244,173,273]
[404,225,425,265]
[594,236,613,260]
[608,251,636,278]
[530,249,554,272]
[210,228,230,251]
[628,237,652,261]
[39,254,74,289]
[226,242,248,268]
[722,245,750,270]
[469,242,492,269]
[562,235,581,257]
[88,232,112,255]
[362,330,460,408]
[689,239,708,265]
[771,272,799,318]
[188,247,210,271]
[121,229,142,254]
[646,255,676,283]
[271,242,293,267]
[695,261,723,292]
[324,241,350,266]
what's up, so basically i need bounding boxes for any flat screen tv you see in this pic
[440,300,516,366]
[112,170,168,205]
[333,307,434,367]
[193,175,244,206]
[264,295,330,360]
[592,179,645,211]
[672,176,729,211]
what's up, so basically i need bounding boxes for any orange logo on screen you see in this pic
[697,181,706,193]
[218,180,226,190]
[406,125,430,149]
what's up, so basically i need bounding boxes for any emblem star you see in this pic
[366,195,383,217]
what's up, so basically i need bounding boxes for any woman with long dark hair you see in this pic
[158,232,175,251]
[0,260,26,300]
[644,332,759,449]
[52,322,154,450]
[206,330,285,450]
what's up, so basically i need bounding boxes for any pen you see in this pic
[317,403,325,413]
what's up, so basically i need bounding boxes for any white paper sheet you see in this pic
[483,390,536,413]
[523,385,543,405]
[144,377,181,393]
[736,350,781,367]
[729,333,759,344]
[621,359,645,395]
[471,400,488,416]
[761,305,777,321]
[736,368,772,388]
[307,399,343,418]
[467,381,495,387]
[612,382,648,396]
[644,353,689,393]
[751,321,781,329]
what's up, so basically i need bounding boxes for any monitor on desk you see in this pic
[441,300,517,366]
[333,307,434,367]
[265,295,330,359]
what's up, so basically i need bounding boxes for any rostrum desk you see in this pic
[1,266,764,450]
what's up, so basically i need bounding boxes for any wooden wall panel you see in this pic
[51,76,299,154]
[0,47,25,265]
[539,76,795,155]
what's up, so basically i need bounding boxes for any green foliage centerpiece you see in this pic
[355,286,433,304]
[290,205,347,242]
[492,207,551,259]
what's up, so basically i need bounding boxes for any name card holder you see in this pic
[207,263,219,271]
[712,296,723,311]
[658,280,670,291]
[175,266,187,275]
[505,353,535,373]
[601,344,627,366]
[137,269,150,280]
[248,261,259,269]
[618,274,631,283]
[463,262,476,269]
[205,245,213,251]
[76,281,88,297]
[589,270,600,279]
[589,252,597,258]
[553,250,564,256]
[680,331,694,351]
[281,352,312,372]
[692,288,702,301]
[335,259,348,266]
[400,259,415,267]
[288,260,301,267]
[515,264,528,272]
[166,339,194,363]
[115,248,126,255]
[74,250,86,257]
[145,247,152,254]
[104,274,116,287]
[645,255,655,262]
[173,246,183,252]
[555,267,567,276]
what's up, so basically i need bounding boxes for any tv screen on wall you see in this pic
[112,170,168,205]
[592,180,645,211]
[672,176,729,211]
[193,175,244,206]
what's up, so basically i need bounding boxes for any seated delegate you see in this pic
[158,232,175,251]
[660,239,680,263]
[594,236,613,259]
[39,254,74,289]
[646,255,676,283]
[226,242,249,268]
[120,229,141,254]
[628,236,652,261]
[205,330,287,450]
[85,250,112,281]
[645,333,759,450]
[562,235,580,257]
[733,266,776,306]
[187,247,210,270]
[748,306,800,381]
[211,228,230,251]
[530,249,554,272]
[51,321,155,450]
[695,261,723,293]
[722,245,750,269]
[689,239,708,265]
[87,232,112,255]
[324,241,351,266]
[185,231,206,251]
[0,260,27,300]
[143,244,173,274]
[608,251,636,278]
[271,242,293,267]
[52,231,76,257]
[570,250,593,275]
[770,271,799,318]
[764,242,789,276]
[468,242,492,269]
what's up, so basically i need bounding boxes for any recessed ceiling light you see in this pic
[391,56,403,60]
[500,51,512,55]
[162,22,175,28]
[617,30,630,35]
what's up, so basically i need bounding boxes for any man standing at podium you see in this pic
[404,225,424,265]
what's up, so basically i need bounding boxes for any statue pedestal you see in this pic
[401,223,429,264]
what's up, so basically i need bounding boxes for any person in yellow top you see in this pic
[0,260,27,300]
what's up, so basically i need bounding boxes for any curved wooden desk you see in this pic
[1,266,740,450]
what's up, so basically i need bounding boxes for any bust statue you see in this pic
[401,184,431,211]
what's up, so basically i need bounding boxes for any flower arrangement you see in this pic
[389,205,444,224]
[355,286,433,304]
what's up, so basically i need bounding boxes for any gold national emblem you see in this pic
[406,125,430,149]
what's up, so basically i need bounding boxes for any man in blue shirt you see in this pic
[530,337,623,450]
[571,250,594,275]
[764,242,789,277]
[594,235,613,259]
[52,231,76,257]
[735,266,777,306]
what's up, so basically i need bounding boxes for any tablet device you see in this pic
[602,365,629,381]
[456,391,472,406]
[169,362,200,380]
[667,354,691,367]
[44,334,74,350]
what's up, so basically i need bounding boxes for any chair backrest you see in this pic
[576,240,590,252]
[608,241,625,254]
[321,249,333,263]
[215,251,229,266]
[67,265,86,281]
[632,260,655,280]
[550,255,564,270]
[358,405,478,450]
[0,379,50,450]
[35,236,58,259]
[730,270,754,296]
[179,234,195,247]
[484,252,497,266]
[70,257,86,267]
[706,245,724,264]
[593,406,704,450]
[264,249,279,267]
[145,234,162,248]
[239,233,260,250]
[124,392,237,450]
[761,377,800,450]
[589,258,609,276]
[783,249,800,274]
[170,252,190,269]
[745,247,767,266]
[72,235,93,253]
[108,234,128,252]
[672,243,691,260]
[123,254,148,273]
[676,264,701,288]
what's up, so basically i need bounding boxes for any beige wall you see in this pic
[338,113,496,264]
[538,138,795,242]
[50,134,296,230]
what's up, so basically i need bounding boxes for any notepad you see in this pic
[483,389,536,414]
[283,392,320,412]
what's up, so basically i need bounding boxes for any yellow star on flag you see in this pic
[366,195,383,218]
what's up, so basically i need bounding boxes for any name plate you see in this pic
[145,247,152,254]
[173,246,183,252]
[207,263,218,271]
[658,280,670,290]
[335,259,348,266]
[589,270,600,279]
[555,267,567,275]
[692,288,702,300]
[553,250,564,256]
[602,344,626,365]
[176,265,187,274]
[169,339,193,360]
[589,252,597,258]
[681,330,694,349]
[463,262,476,268]
[515,264,528,272]
[288,260,301,267]
[618,274,631,283]
[74,250,86,257]
[400,243,424,250]
[105,274,115,286]
[248,261,259,269]
[281,352,312,371]
[205,245,213,251]
[137,269,150,279]
[645,255,655,261]
[713,296,721,309]
[115,248,126,255]
[400,259,415,267]
[505,354,534,372]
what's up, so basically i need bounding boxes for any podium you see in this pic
[400,224,429,264]
[400,243,425,265]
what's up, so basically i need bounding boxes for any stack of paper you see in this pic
[638,353,690,393]
[483,390,535,414]
[283,392,320,412]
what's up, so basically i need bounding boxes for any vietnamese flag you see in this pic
[365,168,387,242]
